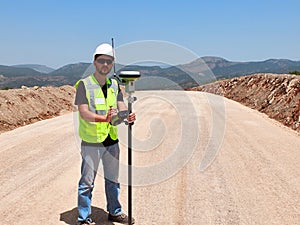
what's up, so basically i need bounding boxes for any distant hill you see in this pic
[180,57,300,79]
[0,65,44,77]
[123,57,300,90]
[119,64,200,90]
[0,75,68,89]
[13,64,55,74]
[49,62,91,85]
[215,57,300,77]
[1,57,300,89]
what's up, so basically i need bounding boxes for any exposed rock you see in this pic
[0,75,5,81]
[187,73,300,132]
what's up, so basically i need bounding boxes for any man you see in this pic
[75,43,136,225]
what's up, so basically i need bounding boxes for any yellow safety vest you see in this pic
[75,74,119,143]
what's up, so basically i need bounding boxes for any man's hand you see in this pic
[105,107,114,122]
[79,105,118,123]
[117,101,136,124]
[127,112,136,124]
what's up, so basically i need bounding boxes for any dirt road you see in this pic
[0,91,299,225]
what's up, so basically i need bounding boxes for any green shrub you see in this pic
[0,87,11,90]
[289,70,300,75]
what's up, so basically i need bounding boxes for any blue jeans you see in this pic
[77,142,122,221]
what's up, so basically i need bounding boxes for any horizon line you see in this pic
[2,56,300,70]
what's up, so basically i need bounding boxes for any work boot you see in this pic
[108,213,135,224]
[76,218,96,225]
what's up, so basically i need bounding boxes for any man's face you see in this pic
[94,55,114,75]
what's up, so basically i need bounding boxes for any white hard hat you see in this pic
[93,43,114,60]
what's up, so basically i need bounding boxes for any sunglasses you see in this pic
[96,58,113,65]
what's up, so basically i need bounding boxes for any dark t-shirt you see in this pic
[75,79,124,146]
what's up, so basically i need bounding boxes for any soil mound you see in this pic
[188,73,300,132]
[0,85,75,133]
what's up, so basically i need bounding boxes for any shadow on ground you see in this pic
[60,206,115,225]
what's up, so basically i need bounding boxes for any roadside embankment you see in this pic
[0,85,75,133]
[188,73,300,132]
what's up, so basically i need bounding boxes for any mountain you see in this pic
[1,57,300,89]
[0,65,44,77]
[0,75,68,89]
[49,62,91,84]
[115,64,193,90]
[181,57,300,79]
[13,64,55,74]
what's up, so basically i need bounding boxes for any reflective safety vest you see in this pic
[75,74,119,143]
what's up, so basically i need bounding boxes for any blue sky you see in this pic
[0,0,299,68]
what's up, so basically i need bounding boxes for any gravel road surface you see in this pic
[0,91,299,225]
